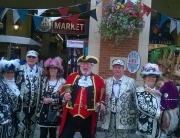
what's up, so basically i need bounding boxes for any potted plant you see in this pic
[99,0,145,45]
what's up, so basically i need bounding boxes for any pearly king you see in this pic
[14,50,45,138]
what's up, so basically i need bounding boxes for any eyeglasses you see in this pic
[27,56,36,59]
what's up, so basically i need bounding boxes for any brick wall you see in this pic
[99,0,139,79]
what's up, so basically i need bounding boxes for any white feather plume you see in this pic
[0,58,20,71]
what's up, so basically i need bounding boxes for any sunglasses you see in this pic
[27,56,36,59]
[146,74,157,77]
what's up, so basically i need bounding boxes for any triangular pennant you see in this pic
[88,9,97,21]
[84,46,88,56]
[68,14,79,28]
[143,4,152,16]
[170,19,176,33]
[17,10,28,23]
[37,9,47,16]
[0,8,9,21]
[58,7,69,17]
[78,4,87,13]
[156,12,161,23]
[177,21,180,34]
[117,0,125,3]
[13,10,20,24]
[50,17,61,21]
[160,14,168,25]
[33,16,43,30]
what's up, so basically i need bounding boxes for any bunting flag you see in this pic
[160,14,168,25]
[84,46,88,56]
[69,14,79,28]
[177,21,180,34]
[50,17,61,21]
[143,4,152,16]
[33,15,43,30]
[117,0,125,3]
[156,13,161,23]
[0,1,180,34]
[0,8,9,21]
[88,9,97,21]
[13,10,20,24]
[170,19,176,33]
[58,7,69,17]
[96,0,102,6]
[17,10,28,23]
[37,9,47,16]
[78,4,87,13]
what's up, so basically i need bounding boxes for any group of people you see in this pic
[0,50,179,138]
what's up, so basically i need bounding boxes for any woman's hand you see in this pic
[145,88,161,96]
[43,98,52,104]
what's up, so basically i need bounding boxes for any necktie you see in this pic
[29,69,33,80]
[113,80,121,85]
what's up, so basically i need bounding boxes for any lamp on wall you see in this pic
[13,24,20,31]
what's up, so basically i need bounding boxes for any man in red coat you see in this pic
[58,55,105,138]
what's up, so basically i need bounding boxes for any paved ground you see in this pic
[34,121,142,138]
[34,126,142,138]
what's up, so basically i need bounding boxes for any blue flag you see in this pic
[33,16,43,30]
[88,9,97,21]
[17,10,28,23]
[78,4,87,13]
[160,14,168,25]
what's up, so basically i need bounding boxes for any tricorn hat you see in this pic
[77,55,99,64]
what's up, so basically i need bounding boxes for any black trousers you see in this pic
[40,127,57,138]
[59,112,93,138]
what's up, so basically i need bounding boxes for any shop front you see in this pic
[32,17,89,78]
[0,0,152,83]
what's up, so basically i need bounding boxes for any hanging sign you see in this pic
[52,19,86,34]
[38,17,52,32]
[127,51,141,73]
[67,40,84,48]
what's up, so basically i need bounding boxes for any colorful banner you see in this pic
[149,20,174,44]
[0,2,98,30]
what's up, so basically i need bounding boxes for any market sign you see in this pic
[127,51,141,73]
[52,19,86,34]
[67,40,84,48]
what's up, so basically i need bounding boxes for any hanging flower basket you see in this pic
[99,0,145,45]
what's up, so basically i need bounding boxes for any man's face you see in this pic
[112,65,124,77]
[26,56,38,67]
[80,62,93,75]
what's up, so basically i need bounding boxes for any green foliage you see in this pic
[99,0,145,45]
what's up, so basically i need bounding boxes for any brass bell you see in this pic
[62,84,73,107]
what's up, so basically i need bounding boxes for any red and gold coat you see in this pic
[58,72,105,138]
